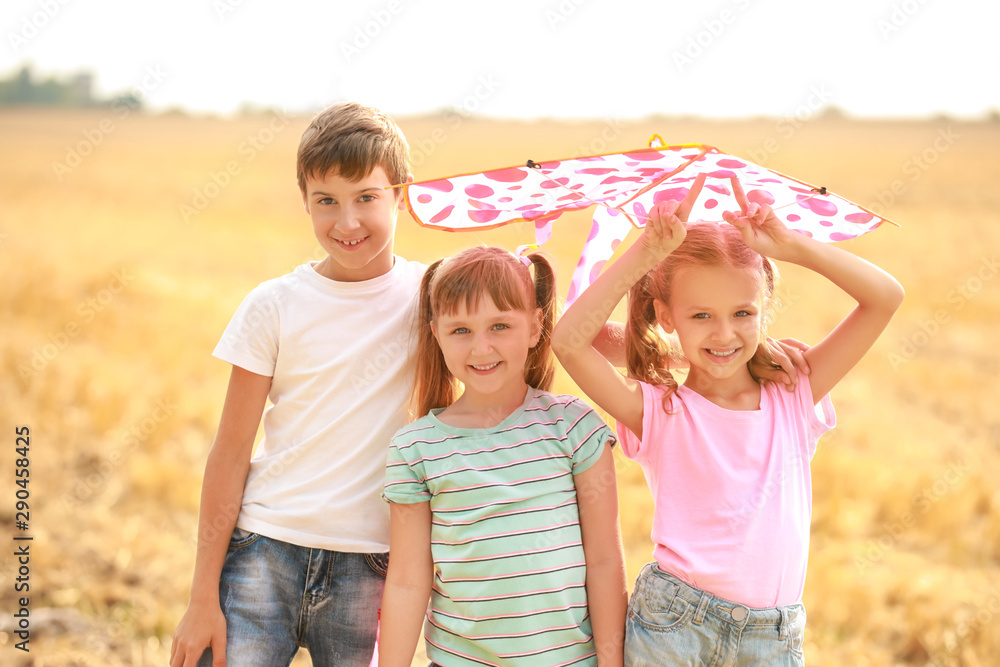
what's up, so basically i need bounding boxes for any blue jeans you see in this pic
[198,528,388,667]
[625,563,806,666]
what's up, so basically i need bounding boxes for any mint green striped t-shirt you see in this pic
[384,388,616,667]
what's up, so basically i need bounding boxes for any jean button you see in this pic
[730,606,747,622]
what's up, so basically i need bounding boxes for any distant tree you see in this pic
[817,105,847,120]
[0,65,34,104]
[0,63,142,109]
[112,93,143,112]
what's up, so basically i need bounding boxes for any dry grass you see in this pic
[1,109,998,665]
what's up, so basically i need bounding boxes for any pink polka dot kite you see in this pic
[396,135,897,304]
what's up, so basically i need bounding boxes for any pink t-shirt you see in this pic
[617,376,835,608]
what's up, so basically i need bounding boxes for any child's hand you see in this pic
[749,337,811,391]
[640,173,706,259]
[722,177,802,261]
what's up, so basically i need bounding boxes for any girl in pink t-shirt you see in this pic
[552,174,903,665]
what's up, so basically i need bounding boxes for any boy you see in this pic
[170,102,424,667]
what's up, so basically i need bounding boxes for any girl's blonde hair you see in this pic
[626,223,778,402]
[412,246,557,418]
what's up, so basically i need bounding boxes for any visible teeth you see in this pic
[707,349,737,357]
[341,238,364,246]
[472,362,500,371]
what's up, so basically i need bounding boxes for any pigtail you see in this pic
[760,257,779,331]
[747,256,781,385]
[625,270,679,400]
[524,253,556,393]
[411,259,460,418]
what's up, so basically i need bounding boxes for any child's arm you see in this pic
[379,501,433,667]
[552,176,705,438]
[171,366,271,667]
[723,180,904,404]
[593,322,627,367]
[575,444,627,666]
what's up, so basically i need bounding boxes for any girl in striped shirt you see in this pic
[380,246,627,667]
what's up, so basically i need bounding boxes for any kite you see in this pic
[401,136,896,304]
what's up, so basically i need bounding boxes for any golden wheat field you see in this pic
[1,107,999,666]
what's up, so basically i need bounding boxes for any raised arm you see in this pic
[552,176,704,437]
[171,365,271,667]
[723,179,904,404]
[592,322,627,367]
[379,501,433,667]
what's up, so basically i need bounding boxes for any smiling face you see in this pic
[655,263,765,389]
[302,165,405,282]
[431,294,542,411]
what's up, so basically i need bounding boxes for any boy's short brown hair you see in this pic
[296,102,410,193]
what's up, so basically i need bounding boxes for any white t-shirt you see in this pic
[213,257,426,552]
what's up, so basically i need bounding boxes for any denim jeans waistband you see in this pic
[640,563,803,639]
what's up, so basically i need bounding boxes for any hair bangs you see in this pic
[431,248,533,319]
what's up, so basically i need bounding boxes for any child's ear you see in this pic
[396,174,414,211]
[530,308,543,347]
[653,298,674,334]
[430,319,440,343]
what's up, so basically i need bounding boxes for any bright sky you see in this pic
[2,0,997,120]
